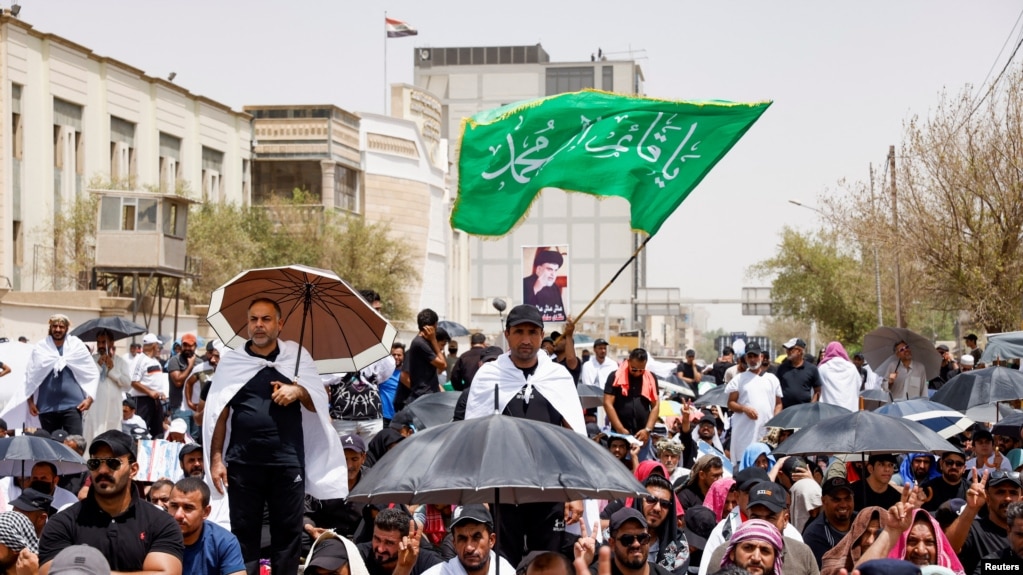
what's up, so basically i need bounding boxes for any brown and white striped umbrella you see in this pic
[207,265,396,375]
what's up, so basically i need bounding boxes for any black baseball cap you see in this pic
[307,539,349,572]
[780,457,808,479]
[10,488,54,513]
[745,341,763,355]
[973,428,994,443]
[746,481,787,513]
[178,443,203,462]
[822,477,854,497]
[609,507,648,532]
[480,346,504,363]
[90,429,137,459]
[734,467,771,492]
[697,415,716,427]
[988,471,1023,488]
[450,504,494,530]
[506,304,544,330]
[682,505,716,549]
[339,433,367,453]
[594,338,609,347]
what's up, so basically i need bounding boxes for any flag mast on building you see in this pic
[382,15,418,113]
[385,17,418,38]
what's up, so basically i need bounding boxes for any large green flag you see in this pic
[452,90,771,237]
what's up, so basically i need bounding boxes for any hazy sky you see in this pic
[28,0,1022,335]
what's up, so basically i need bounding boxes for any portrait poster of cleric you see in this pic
[522,245,568,322]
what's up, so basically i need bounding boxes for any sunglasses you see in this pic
[897,346,910,353]
[86,457,124,471]
[941,459,965,468]
[616,533,651,546]
[643,495,673,509]
[988,471,1022,483]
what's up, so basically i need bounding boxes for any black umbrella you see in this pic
[992,412,1023,438]
[931,367,1023,412]
[576,384,604,409]
[764,402,852,430]
[694,384,730,408]
[70,317,147,342]
[772,410,960,457]
[347,414,645,504]
[403,392,461,430]
[437,320,471,338]
[0,435,87,477]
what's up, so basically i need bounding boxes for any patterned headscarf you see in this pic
[0,510,39,553]
[720,518,784,575]
[48,314,70,327]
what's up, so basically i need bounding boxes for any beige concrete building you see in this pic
[0,13,251,337]
[413,44,654,339]
[246,98,450,327]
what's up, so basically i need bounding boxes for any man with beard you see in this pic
[178,444,204,478]
[920,450,969,512]
[2,315,99,435]
[899,453,939,486]
[421,505,512,575]
[464,305,588,566]
[167,333,200,438]
[37,429,183,572]
[802,477,855,567]
[580,339,618,390]
[947,468,1022,574]
[716,519,784,575]
[677,455,724,511]
[358,508,441,575]
[637,475,689,574]
[595,508,673,575]
[978,500,1023,568]
[523,249,566,322]
[725,343,782,467]
[84,328,133,441]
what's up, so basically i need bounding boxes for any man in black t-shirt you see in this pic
[396,309,448,411]
[775,338,821,408]
[604,348,659,440]
[851,454,902,511]
[921,451,969,512]
[677,349,701,395]
[709,347,735,386]
[209,298,339,575]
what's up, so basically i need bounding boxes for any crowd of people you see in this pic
[0,305,1017,575]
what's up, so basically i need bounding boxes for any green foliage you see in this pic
[751,227,877,346]
[184,189,419,323]
[49,193,98,289]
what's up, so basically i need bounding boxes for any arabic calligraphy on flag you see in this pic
[451,90,771,237]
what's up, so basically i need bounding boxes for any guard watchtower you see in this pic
[90,189,198,335]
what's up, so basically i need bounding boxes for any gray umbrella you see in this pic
[0,435,87,477]
[772,410,960,457]
[694,384,730,408]
[764,402,852,430]
[403,391,460,429]
[347,414,645,504]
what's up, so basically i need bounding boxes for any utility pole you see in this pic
[869,164,883,327]
[889,145,904,328]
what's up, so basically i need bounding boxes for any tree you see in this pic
[825,68,1023,333]
[48,193,98,290]
[184,190,420,323]
[751,227,878,346]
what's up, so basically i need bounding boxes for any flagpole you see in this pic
[567,234,652,329]
[383,10,388,114]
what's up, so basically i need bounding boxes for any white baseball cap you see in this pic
[141,333,162,346]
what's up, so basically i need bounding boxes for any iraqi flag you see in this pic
[385,17,418,38]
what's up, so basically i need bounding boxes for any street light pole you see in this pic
[889,146,903,328]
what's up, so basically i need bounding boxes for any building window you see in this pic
[602,66,614,91]
[545,67,596,96]
[110,116,137,184]
[159,132,182,193]
[53,98,84,202]
[162,202,185,237]
[99,196,157,232]
[334,164,358,213]
[201,147,225,202]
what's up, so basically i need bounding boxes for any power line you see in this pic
[957,8,1023,133]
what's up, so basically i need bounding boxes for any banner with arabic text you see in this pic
[452,90,771,237]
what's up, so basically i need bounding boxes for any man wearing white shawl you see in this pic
[464,305,589,566]
[1,314,99,434]
[205,298,346,575]
[83,329,133,441]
